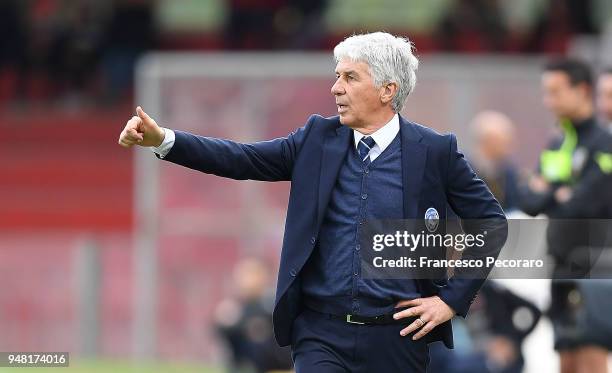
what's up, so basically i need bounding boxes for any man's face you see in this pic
[477,128,514,164]
[331,59,384,128]
[597,74,612,122]
[541,71,586,118]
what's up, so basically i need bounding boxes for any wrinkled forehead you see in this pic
[334,58,372,75]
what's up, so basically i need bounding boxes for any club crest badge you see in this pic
[425,207,439,233]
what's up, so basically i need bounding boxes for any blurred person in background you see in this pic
[99,0,156,103]
[273,0,329,50]
[224,0,283,49]
[1,0,109,107]
[436,0,508,52]
[596,68,612,131]
[468,111,520,212]
[519,58,612,373]
[526,0,597,53]
[44,0,107,107]
[428,112,533,372]
[224,0,327,50]
[2,0,67,105]
[428,282,541,373]
[0,0,28,105]
[214,258,292,373]
[118,32,507,372]
[0,0,155,107]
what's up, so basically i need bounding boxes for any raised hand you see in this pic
[118,106,165,148]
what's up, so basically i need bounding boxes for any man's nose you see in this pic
[331,79,344,96]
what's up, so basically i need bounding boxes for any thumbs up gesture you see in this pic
[118,106,166,148]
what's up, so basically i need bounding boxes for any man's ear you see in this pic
[380,82,398,105]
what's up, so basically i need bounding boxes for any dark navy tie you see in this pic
[358,136,376,165]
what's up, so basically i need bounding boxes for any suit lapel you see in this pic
[316,125,351,227]
[400,116,428,218]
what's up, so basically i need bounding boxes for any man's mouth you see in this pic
[337,104,348,113]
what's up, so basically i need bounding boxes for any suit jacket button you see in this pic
[310,237,316,244]
[290,269,297,277]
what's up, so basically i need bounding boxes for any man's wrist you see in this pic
[155,128,166,147]
[151,128,176,158]
[435,295,456,316]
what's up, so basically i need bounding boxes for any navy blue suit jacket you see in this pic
[162,114,507,349]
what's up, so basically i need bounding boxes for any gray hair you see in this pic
[333,32,419,113]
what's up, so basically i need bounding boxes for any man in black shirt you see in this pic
[520,59,612,373]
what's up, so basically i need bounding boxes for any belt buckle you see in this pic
[346,314,365,325]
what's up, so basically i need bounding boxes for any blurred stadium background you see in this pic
[2,0,612,372]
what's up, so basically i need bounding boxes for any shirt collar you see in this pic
[353,114,400,152]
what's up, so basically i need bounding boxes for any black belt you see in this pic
[307,307,417,325]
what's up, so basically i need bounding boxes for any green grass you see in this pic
[0,359,222,373]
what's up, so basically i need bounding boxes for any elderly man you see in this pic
[469,111,519,211]
[118,32,506,372]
